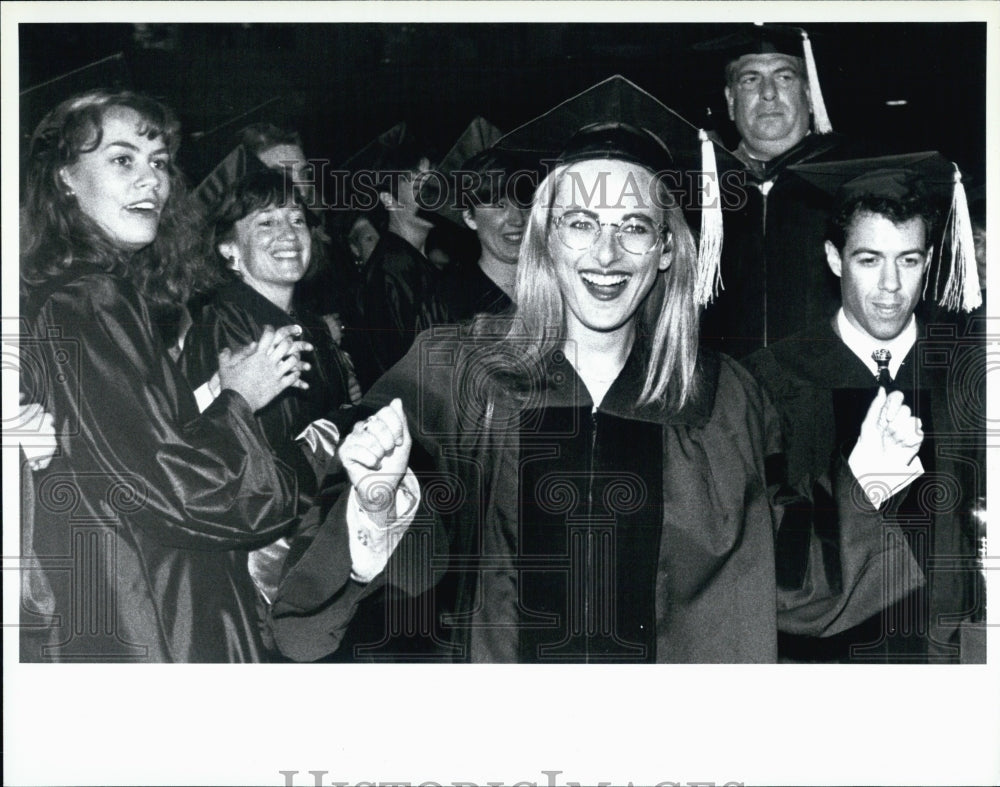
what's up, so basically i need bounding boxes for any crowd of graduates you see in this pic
[17,24,987,664]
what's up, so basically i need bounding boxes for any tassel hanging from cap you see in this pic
[936,164,982,312]
[694,129,724,307]
[801,30,833,134]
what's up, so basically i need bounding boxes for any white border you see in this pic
[3,3,999,786]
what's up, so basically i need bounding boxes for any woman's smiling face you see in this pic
[222,202,312,303]
[548,158,671,338]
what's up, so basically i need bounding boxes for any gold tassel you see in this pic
[695,129,724,306]
[801,31,833,134]
[939,164,982,312]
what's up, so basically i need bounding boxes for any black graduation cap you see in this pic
[790,151,981,312]
[190,143,269,219]
[338,122,414,175]
[436,116,503,176]
[420,116,542,226]
[494,74,741,305]
[695,22,809,59]
[419,116,501,225]
[328,122,428,236]
[693,23,833,133]
[20,53,132,154]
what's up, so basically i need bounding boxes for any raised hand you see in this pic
[338,399,412,525]
[218,324,313,412]
[857,387,923,467]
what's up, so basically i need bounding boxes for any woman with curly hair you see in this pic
[20,89,315,662]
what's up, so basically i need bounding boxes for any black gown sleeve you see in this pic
[268,332,451,661]
[745,349,925,637]
[179,296,260,389]
[31,274,299,549]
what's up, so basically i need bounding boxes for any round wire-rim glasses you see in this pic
[553,210,664,255]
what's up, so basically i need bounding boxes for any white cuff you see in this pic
[848,452,925,510]
[346,468,421,583]
[193,374,222,413]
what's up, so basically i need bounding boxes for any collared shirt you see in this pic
[836,308,916,380]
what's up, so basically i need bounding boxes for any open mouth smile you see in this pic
[580,271,631,300]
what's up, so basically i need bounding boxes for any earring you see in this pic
[64,189,75,198]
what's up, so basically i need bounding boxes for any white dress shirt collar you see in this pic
[836,308,916,379]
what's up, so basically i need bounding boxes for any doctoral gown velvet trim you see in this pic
[339,326,780,662]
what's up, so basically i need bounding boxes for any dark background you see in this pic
[19,22,986,187]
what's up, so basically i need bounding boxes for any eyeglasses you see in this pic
[553,210,664,255]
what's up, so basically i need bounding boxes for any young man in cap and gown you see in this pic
[745,152,984,662]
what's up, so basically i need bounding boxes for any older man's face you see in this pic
[725,53,811,160]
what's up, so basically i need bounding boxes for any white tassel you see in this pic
[801,31,833,134]
[939,164,982,312]
[695,129,724,306]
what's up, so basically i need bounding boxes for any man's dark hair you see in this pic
[826,190,939,252]
[376,147,432,199]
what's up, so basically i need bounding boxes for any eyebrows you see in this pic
[848,246,928,258]
[102,139,169,157]
[735,59,802,80]
[560,206,659,223]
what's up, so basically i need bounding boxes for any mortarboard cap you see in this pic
[695,22,809,59]
[339,122,411,174]
[190,143,268,219]
[329,122,429,235]
[419,116,502,225]
[790,151,982,312]
[495,74,742,305]
[436,116,504,176]
[694,23,833,134]
[420,116,541,226]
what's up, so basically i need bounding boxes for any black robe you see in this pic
[432,260,514,324]
[348,231,448,391]
[702,133,885,358]
[20,267,301,662]
[179,278,355,493]
[745,318,983,662]
[275,324,915,662]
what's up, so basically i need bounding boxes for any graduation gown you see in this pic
[282,322,899,663]
[20,267,300,662]
[348,231,448,391]
[702,133,884,358]
[180,278,355,493]
[745,319,982,662]
[432,261,514,325]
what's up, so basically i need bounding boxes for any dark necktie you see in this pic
[872,349,894,389]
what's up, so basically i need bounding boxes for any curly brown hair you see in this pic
[21,89,220,314]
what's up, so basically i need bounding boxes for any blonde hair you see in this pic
[502,160,700,411]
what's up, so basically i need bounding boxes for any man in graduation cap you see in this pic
[695,24,883,358]
[744,153,984,662]
[339,123,449,391]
